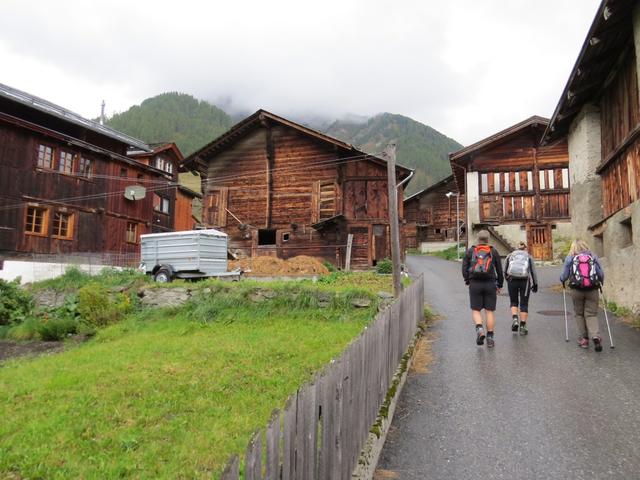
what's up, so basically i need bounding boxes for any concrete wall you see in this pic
[466,171,480,228]
[599,203,640,311]
[567,103,603,240]
[0,261,117,284]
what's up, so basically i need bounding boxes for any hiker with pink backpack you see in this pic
[559,239,605,351]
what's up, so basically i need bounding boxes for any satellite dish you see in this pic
[124,185,146,201]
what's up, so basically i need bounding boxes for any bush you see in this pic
[376,258,393,274]
[77,282,132,327]
[0,278,33,326]
[37,317,79,341]
[7,317,41,341]
[322,260,337,273]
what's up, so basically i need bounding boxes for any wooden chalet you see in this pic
[403,175,466,249]
[0,83,187,257]
[450,116,571,260]
[182,110,413,269]
[543,0,640,309]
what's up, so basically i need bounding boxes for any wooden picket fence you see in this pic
[221,275,425,480]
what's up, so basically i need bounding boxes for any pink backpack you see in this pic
[570,253,599,290]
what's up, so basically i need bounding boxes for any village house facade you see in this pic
[543,0,640,310]
[0,83,194,257]
[450,116,572,260]
[182,110,413,269]
[403,175,466,250]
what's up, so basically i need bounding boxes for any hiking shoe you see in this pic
[578,337,589,349]
[593,336,603,352]
[487,336,495,348]
[476,327,485,346]
[519,323,528,336]
[511,319,519,332]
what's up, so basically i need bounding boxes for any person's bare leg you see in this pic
[486,310,495,332]
[472,310,483,327]
[511,306,519,317]
[520,312,528,323]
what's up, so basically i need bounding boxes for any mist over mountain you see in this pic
[106,92,462,196]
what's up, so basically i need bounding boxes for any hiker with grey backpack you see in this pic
[504,242,538,335]
[559,239,605,351]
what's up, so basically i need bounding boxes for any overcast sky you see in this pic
[1,0,601,145]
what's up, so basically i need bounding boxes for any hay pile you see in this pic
[230,255,330,276]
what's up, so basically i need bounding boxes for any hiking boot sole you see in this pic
[511,323,519,332]
[476,334,486,346]
[487,338,495,348]
[593,337,603,352]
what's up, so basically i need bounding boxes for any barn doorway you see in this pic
[372,224,388,266]
[527,224,552,260]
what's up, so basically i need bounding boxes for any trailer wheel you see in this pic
[154,268,173,283]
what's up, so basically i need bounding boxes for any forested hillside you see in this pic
[325,113,462,196]
[106,93,232,156]
[107,93,463,197]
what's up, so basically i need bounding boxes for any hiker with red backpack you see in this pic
[504,242,538,335]
[462,230,504,348]
[559,239,605,351]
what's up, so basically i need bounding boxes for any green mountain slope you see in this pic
[106,92,233,157]
[324,113,462,196]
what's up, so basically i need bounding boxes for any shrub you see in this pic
[0,278,33,326]
[7,317,41,341]
[376,258,393,274]
[77,282,132,327]
[322,260,337,273]
[37,317,79,341]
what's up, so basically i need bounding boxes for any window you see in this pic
[562,168,569,189]
[481,174,489,193]
[58,151,74,174]
[515,173,521,191]
[52,211,73,239]
[493,173,501,193]
[78,157,92,178]
[154,156,173,174]
[282,232,290,242]
[539,171,546,190]
[547,170,555,190]
[153,194,170,214]
[25,206,48,235]
[527,171,533,191]
[503,172,510,192]
[137,173,144,180]
[37,144,54,169]
[120,168,127,177]
[258,229,276,245]
[126,222,138,243]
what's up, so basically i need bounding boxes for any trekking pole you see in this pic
[599,287,615,349]
[562,286,569,342]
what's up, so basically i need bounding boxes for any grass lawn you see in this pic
[0,277,386,479]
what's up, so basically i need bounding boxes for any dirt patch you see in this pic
[229,255,329,276]
[409,333,435,375]
[0,340,65,362]
[374,470,400,479]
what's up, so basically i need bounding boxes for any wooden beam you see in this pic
[384,143,402,295]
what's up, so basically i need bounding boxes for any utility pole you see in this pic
[384,142,402,296]
[100,100,106,125]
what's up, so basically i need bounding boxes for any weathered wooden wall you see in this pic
[220,276,424,480]
[599,48,640,217]
[0,112,175,255]
[201,123,405,268]
[403,177,466,247]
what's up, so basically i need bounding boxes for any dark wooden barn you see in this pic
[0,83,185,257]
[403,175,466,249]
[182,110,413,269]
[450,116,571,260]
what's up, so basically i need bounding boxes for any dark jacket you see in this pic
[559,251,604,287]
[462,245,504,288]
[504,250,538,287]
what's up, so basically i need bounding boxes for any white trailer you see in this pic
[140,229,240,282]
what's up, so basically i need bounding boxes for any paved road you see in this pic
[377,255,640,479]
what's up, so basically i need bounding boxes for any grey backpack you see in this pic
[507,250,530,279]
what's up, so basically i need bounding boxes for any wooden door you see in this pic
[527,224,552,260]
[372,224,388,264]
[348,226,370,269]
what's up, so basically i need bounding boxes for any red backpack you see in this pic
[469,245,493,279]
[569,253,599,290]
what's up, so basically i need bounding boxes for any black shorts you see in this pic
[508,278,530,312]
[469,280,497,311]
